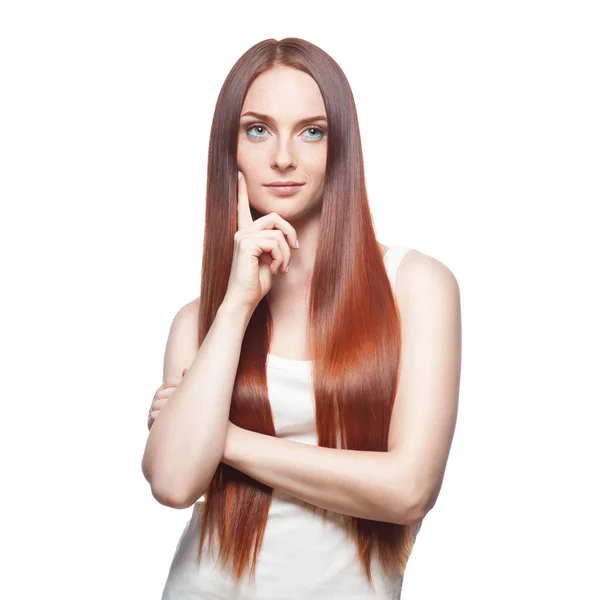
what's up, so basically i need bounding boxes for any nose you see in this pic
[270,138,296,170]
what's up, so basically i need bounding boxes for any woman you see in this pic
[142,37,461,599]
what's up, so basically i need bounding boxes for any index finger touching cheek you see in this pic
[236,170,253,231]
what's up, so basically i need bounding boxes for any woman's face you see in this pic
[237,66,328,220]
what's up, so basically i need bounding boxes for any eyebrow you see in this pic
[240,111,328,126]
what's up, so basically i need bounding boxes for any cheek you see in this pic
[237,147,263,174]
[304,148,327,176]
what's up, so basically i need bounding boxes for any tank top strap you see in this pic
[383,243,412,287]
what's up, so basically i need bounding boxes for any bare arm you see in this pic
[142,172,299,509]
[220,251,460,525]
[223,425,421,524]
[141,296,253,508]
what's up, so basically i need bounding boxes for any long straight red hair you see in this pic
[195,37,420,590]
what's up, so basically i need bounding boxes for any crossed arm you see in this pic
[222,423,421,525]
[217,253,461,526]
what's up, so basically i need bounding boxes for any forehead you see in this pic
[241,67,326,121]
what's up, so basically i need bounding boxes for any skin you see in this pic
[236,66,388,359]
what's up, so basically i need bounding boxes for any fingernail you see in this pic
[238,171,241,181]
[296,239,300,249]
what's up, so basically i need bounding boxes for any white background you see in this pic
[1,1,598,598]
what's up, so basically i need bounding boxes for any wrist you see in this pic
[218,296,255,323]
[223,422,242,466]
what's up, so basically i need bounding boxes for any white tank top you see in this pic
[162,244,420,599]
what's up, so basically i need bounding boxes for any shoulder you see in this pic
[166,296,201,352]
[393,248,460,315]
[172,296,201,328]
[163,296,201,382]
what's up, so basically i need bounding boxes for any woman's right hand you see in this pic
[147,368,188,430]
[222,170,300,312]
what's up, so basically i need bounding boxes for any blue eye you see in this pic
[245,124,325,141]
[246,125,268,139]
[304,126,325,140]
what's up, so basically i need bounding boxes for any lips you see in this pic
[263,183,305,196]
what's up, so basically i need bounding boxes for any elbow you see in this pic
[405,500,428,525]
[399,488,434,525]
[388,478,430,526]
[390,495,426,526]
[146,472,207,510]
[165,485,206,510]
[145,472,186,509]
[141,443,215,509]
[141,457,191,509]
[152,485,191,509]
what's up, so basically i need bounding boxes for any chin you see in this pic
[251,198,318,221]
